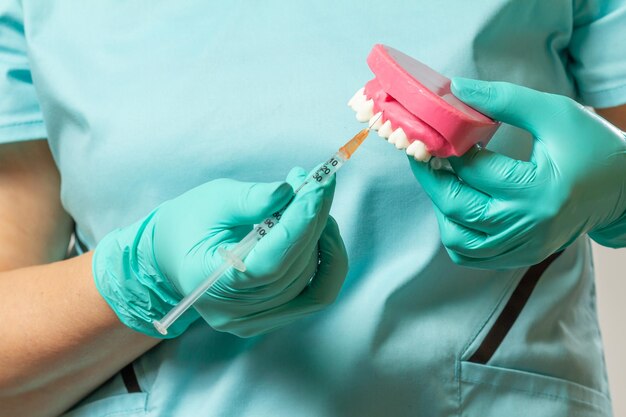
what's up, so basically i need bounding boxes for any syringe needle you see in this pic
[338,113,382,159]
[368,112,383,130]
[338,128,369,159]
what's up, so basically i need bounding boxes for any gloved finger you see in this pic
[221,164,336,292]
[444,238,542,270]
[194,247,319,334]
[231,237,319,296]
[218,216,348,338]
[298,216,348,304]
[236,211,342,299]
[432,205,492,258]
[290,162,337,240]
[409,157,498,233]
[434,190,549,260]
[247,178,336,292]
[286,166,308,189]
[434,203,529,261]
[231,194,334,292]
[285,164,336,244]
[212,179,294,226]
[242,176,331,283]
[451,78,566,136]
[249,245,319,300]
[208,245,318,309]
[441,210,566,269]
[245,172,336,292]
[448,146,537,193]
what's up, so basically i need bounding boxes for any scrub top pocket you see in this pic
[457,248,612,417]
[458,360,612,417]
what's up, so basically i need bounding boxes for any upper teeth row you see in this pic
[348,88,431,162]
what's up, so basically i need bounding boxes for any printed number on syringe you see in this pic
[255,211,282,237]
[313,158,340,182]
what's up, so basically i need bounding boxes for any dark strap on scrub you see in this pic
[468,251,564,365]
[121,363,142,393]
[74,233,89,254]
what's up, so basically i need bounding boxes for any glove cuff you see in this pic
[93,210,199,338]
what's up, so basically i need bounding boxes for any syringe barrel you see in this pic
[248,210,284,242]
[153,146,353,335]
[308,153,346,186]
[153,259,232,335]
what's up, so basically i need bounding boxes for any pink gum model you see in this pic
[348,44,499,161]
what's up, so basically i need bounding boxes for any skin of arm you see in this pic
[596,104,626,131]
[0,140,159,417]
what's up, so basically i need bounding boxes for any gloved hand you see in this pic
[409,78,626,269]
[93,167,348,338]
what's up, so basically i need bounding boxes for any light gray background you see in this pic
[592,243,625,416]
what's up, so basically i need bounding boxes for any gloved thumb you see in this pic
[285,166,308,190]
[451,77,557,136]
[226,181,293,225]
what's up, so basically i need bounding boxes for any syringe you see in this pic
[153,125,373,335]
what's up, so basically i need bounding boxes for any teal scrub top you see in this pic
[2,1,626,416]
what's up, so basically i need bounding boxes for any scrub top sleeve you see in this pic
[0,0,46,145]
[568,0,626,108]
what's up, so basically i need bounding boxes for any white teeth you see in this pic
[406,140,431,162]
[378,120,393,138]
[356,99,374,122]
[369,112,383,130]
[348,88,367,110]
[405,141,418,156]
[389,128,409,149]
[388,133,396,144]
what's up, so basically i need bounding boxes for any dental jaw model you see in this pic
[349,44,499,161]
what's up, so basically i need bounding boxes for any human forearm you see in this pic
[596,104,626,131]
[0,252,159,417]
[0,140,73,269]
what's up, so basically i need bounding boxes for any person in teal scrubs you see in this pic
[1,1,626,416]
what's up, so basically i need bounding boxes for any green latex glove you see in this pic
[93,167,348,338]
[409,78,626,269]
